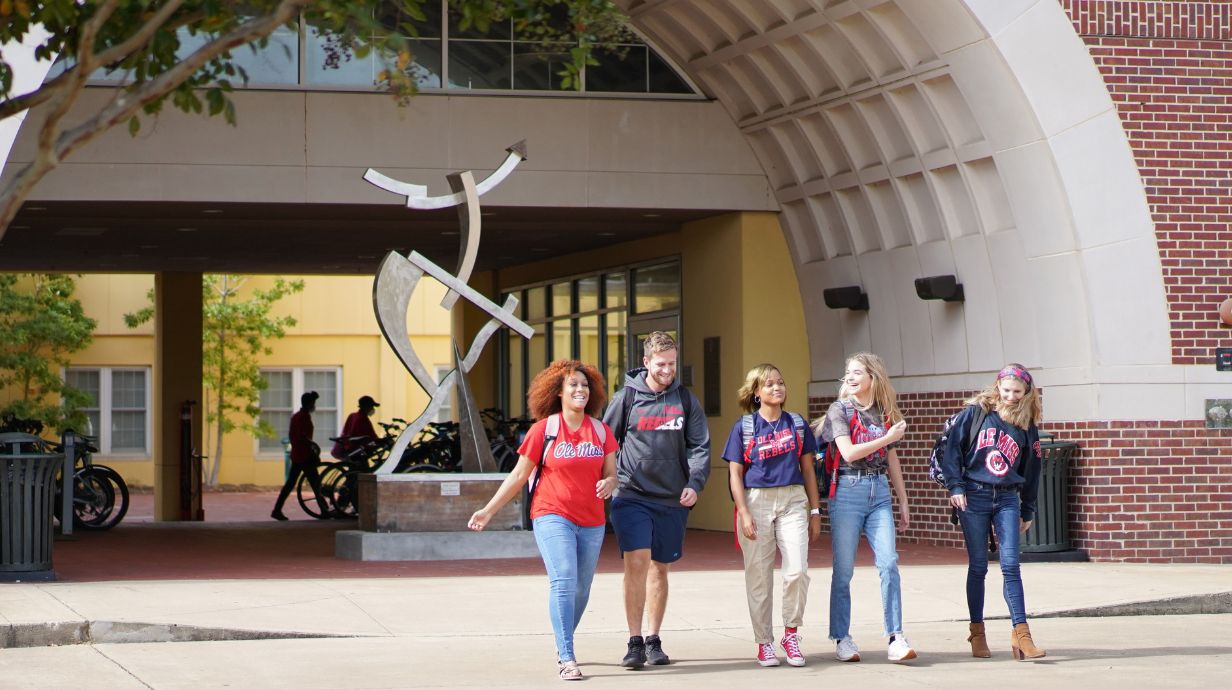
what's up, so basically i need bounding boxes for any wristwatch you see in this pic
[809,508,821,516]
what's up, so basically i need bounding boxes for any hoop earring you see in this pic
[753,395,761,405]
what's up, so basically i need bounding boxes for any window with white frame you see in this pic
[64,367,151,455]
[257,368,341,455]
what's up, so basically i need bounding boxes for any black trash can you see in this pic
[0,432,65,582]
[1022,435,1078,554]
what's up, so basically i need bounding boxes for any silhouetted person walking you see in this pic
[272,391,330,519]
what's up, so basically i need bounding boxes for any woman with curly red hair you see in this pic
[469,360,618,681]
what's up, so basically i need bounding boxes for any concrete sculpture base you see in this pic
[335,529,538,561]
[337,473,535,561]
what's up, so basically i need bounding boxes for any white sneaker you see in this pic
[887,635,917,662]
[835,636,860,662]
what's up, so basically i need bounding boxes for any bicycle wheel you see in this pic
[322,463,360,518]
[296,466,333,519]
[492,441,518,472]
[403,463,446,473]
[74,466,129,530]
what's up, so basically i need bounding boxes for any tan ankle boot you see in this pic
[968,623,991,658]
[1011,623,1046,660]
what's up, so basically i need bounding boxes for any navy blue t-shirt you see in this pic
[721,412,818,488]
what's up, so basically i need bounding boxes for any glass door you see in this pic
[627,314,680,371]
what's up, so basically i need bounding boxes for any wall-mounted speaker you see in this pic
[914,275,964,302]
[823,286,869,311]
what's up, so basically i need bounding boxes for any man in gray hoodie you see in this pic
[602,331,711,669]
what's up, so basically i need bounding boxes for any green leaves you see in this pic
[0,274,97,433]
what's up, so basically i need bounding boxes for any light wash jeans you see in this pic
[532,514,605,662]
[957,480,1027,625]
[737,484,811,643]
[828,473,903,640]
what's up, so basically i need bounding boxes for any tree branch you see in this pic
[92,0,190,70]
[56,0,310,166]
[0,0,308,239]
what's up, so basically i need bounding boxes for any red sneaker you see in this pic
[757,643,780,667]
[781,629,806,667]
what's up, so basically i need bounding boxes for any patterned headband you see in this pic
[997,366,1033,388]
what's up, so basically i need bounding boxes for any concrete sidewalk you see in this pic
[2,561,1229,688]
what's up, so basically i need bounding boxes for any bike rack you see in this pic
[60,433,74,536]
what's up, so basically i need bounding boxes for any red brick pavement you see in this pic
[50,491,966,582]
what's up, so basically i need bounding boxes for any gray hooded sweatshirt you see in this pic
[602,367,711,508]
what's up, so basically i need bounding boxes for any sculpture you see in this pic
[364,142,533,475]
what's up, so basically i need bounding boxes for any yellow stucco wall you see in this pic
[59,273,452,488]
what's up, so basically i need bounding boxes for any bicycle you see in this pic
[53,431,131,531]
[298,417,409,519]
[481,407,533,472]
[0,414,130,531]
[396,421,461,473]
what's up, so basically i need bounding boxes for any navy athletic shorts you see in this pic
[610,496,689,564]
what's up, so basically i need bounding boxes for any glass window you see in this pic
[259,371,293,453]
[603,311,627,399]
[513,42,571,91]
[66,369,101,437]
[633,262,681,314]
[303,370,339,445]
[551,281,572,317]
[529,322,547,372]
[230,25,300,85]
[527,286,547,321]
[449,9,512,40]
[551,320,573,361]
[578,315,600,368]
[379,1,443,39]
[448,40,513,89]
[587,45,647,93]
[64,368,148,454]
[648,51,693,94]
[110,370,147,453]
[306,26,377,86]
[577,276,599,313]
[407,39,444,88]
[507,335,525,416]
[604,272,627,309]
[258,368,341,454]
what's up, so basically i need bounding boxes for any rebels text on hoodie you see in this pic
[940,405,1043,523]
[602,367,711,508]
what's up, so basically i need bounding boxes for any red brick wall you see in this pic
[1060,0,1232,364]
[809,393,1232,563]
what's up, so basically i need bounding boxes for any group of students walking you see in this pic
[469,331,1047,681]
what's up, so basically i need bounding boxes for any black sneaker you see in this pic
[646,635,670,665]
[622,636,646,669]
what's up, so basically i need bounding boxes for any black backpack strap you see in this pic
[965,405,989,455]
[621,386,636,444]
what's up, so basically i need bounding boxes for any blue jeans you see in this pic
[957,481,1026,625]
[533,514,605,662]
[828,473,902,640]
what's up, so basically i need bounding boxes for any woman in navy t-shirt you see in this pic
[722,363,821,668]
[940,363,1045,661]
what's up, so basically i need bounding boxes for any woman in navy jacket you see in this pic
[940,364,1045,661]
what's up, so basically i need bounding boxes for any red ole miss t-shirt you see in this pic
[518,415,619,528]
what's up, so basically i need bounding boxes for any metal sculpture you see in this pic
[365,142,532,474]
